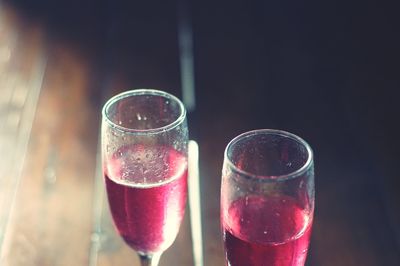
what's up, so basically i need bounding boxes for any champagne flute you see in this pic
[102,89,188,266]
[221,129,314,266]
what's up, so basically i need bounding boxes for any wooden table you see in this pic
[0,1,399,265]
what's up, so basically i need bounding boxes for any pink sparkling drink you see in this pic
[221,129,314,266]
[104,144,187,254]
[222,195,312,266]
[102,89,189,266]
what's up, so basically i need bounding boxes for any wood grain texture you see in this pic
[2,37,98,265]
[0,3,46,258]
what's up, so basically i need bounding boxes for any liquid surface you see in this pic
[222,195,312,266]
[104,144,187,253]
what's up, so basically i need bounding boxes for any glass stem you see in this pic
[138,253,161,266]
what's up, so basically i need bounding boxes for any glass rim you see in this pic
[102,89,187,134]
[224,129,314,182]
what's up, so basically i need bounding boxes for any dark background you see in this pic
[4,0,400,265]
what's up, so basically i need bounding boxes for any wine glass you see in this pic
[221,129,314,266]
[101,89,188,266]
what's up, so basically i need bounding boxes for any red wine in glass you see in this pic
[222,195,312,266]
[104,144,187,254]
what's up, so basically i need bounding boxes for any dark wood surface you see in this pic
[0,0,399,265]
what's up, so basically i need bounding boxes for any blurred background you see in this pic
[0,0,399,265]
